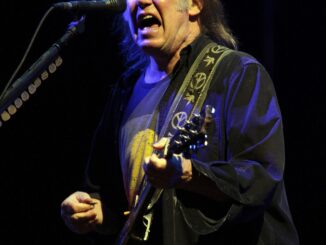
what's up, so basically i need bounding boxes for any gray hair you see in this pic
[176,0,237,48]
[200,0,238,49]
[177,0,190,12]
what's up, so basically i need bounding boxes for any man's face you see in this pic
[123,0,192,56]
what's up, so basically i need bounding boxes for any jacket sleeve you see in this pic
[178,56,286,233]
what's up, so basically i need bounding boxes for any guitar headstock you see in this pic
[165,105,215,159]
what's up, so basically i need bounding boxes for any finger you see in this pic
[143,158,159,177]
[75,191,93,203]
[153,137,169,150]
[70,210,97,223]
[61,201,95,215]
[83,198,100,206]
[144,155,167,174]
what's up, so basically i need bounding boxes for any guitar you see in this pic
[115,105,215,245]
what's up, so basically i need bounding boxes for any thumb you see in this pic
[153,137,169,150]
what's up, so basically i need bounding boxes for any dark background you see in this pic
[0,1,325,244]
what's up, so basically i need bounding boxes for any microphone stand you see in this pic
[0,16,85,126]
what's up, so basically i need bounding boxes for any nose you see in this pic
[136,0,152,9]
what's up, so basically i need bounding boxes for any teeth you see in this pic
[140,15,154,22]
[138,14,160,29]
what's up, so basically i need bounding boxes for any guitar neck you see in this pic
[115,179,159,245]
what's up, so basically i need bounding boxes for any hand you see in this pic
[143,138,193,188]
[60,191,103,234]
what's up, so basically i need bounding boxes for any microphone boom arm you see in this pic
[0,16,86,126]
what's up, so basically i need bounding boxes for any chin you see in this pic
[137,39,163,53]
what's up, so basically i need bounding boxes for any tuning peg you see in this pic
[174,140,182,146]
[189,129,199,135]
[203,105,215,117]
[191,113,201,121]
[184,121,196,131]
[177,125,185,131]
[179,134,190,141]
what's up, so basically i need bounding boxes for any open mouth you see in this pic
[137,14,161,30]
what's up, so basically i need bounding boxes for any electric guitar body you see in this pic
[115,105,215,245]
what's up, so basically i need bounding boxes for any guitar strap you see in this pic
[146,41,232,242]
[157,42,230,140]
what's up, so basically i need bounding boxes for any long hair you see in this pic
[200,0,238,49]
[112,16,149,82]
[113,0,237,79]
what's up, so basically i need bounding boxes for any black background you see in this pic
[0,1,325,244]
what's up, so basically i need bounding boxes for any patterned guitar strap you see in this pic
[142,41,232,242]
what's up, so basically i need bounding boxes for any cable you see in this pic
[0,6,55,101]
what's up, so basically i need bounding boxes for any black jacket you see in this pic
[84,35,299,245]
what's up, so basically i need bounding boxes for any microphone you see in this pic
[53,0,126,12]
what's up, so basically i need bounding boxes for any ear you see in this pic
[188,0,203,17]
